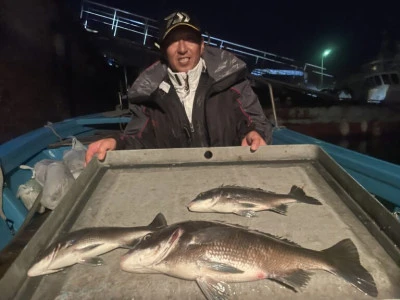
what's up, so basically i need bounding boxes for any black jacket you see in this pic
[115,46,272,150]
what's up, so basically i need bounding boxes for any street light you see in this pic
[320,49,331,89]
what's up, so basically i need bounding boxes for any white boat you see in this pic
[337,59,400,104]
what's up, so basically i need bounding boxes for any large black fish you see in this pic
[120,220,377,299]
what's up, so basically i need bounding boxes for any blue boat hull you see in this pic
[1,113,399,251]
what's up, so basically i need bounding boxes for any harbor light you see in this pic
[320,49,332,89]
[323,49,332,57]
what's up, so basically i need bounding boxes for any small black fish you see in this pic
[188,185,322,217]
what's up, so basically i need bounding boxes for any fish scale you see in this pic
[203,230,319,278]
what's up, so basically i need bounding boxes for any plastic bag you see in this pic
[63,137,87,179]
[32,159,57,186]
[18,165,46,213]
[16,178,45,213]
[40,161,75,210]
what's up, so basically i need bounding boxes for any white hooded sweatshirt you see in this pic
[167,58,206,123]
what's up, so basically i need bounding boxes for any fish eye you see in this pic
[193,193,203,201]
[143,234,152,241]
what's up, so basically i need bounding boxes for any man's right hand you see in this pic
[85,138,117,165]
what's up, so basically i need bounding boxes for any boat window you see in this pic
[365,77,375,87]
[382,74,391,84]
[374,75,382,86]
[391,73,399,84]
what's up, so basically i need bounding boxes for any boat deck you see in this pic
[1,145,400,299]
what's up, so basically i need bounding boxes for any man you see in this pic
[85,11,272,164]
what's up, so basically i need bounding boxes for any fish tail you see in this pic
[289,186,322,205]
[322,238,378,297]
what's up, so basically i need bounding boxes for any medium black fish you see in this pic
[27,213,167,276]
[188,185,322,217]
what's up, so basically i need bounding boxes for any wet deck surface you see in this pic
[5,146,400,299]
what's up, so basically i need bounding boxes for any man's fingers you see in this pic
[250,138,260,151]
[95,139,117,161]
[85,145,98,164]
[97,152,106,161]
[85,152,91,165]
[85,140,106,164]
[241,131,267,152]
[97,146,109,161]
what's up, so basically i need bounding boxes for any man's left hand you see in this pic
[241,131,267,151]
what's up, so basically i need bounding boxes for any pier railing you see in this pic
[79,0,333,82]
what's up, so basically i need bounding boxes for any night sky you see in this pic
[92,0,400,78]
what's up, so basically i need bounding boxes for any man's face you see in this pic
[164,27,204,73]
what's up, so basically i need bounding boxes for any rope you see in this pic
[44,122,63,141]
[0,166,6,220]
[19,165,35,178]
[1,166,16,235]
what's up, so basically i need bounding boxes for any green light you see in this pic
[323,49,331,57]
[320,49,332,89]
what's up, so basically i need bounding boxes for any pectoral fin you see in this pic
[196,276,236,300]
[235,201,257,217]
[77,243,103,251]
[237,202,257,208]
[270,204,288,215]
[79,256,104,266]
[198,259,244,274]
[235,210,257,218]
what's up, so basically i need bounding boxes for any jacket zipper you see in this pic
[173,74,195,144]
[183,119,194,144]
[183,75,194,142]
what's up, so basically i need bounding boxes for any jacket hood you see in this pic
[127,46,247,104]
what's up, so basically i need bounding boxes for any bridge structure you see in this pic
[79,0,334,90]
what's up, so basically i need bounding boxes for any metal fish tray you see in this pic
[1,145,400,299]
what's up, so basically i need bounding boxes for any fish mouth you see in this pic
[153,227,184,265]
[186,202,195,210]
[27,266,42,277]
[187,200,203,211]
[120,227,184,271]
[28,242,63,277]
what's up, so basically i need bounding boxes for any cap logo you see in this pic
[165,12,190,28]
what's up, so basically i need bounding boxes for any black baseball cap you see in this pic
[156,11,201,49]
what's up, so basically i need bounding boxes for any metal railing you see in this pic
[80,0,332,78]
[203,34,299,69]
[80,0,159,46]
[80,0,321,71]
